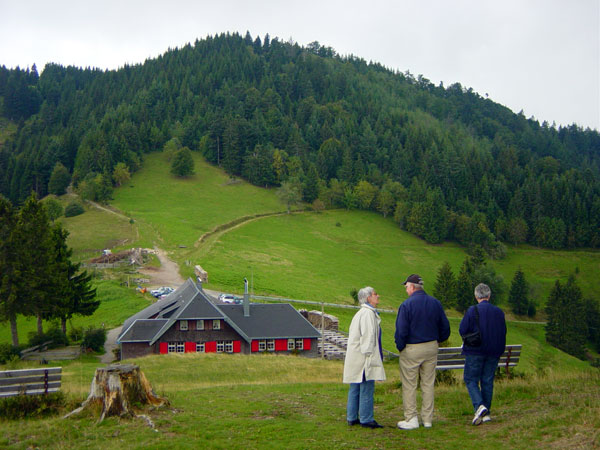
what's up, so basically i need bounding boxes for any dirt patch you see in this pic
[137,248,185,289]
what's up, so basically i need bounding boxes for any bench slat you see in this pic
[0,367,62,379]
[0,387,61,398]
[0,381,61,394]
[0,374,62,387]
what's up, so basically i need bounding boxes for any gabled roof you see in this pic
[117,278,321,346]
[118,319,168,343]
[117,278,224,345]
[218,303,321,341]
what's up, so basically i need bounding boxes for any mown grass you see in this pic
[111,152,283,250]
[0,352,597,449]
[53,151,599,313]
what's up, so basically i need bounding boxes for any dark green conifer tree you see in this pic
[433,261,456,310]
[508,268,529,315]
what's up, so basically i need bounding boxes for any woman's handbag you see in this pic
[462,305,482,347]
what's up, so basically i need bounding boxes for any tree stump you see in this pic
[64,364,168,424]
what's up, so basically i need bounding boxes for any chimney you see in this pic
[243,277,250,317]
[195,276,203,290]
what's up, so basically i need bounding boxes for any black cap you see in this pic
[403,274,423,285]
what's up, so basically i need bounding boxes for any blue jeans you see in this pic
[347,378,375,423]
[463,354,499,412]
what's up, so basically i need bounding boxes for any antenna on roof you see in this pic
[243,278,250,317]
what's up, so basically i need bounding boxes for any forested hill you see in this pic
[1,32,599,251]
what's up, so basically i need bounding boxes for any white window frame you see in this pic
[259,340,266,351]
[176,342,185,353]
[288,339,295,350]
[197,319,204,330]
[267,339,275,351]
[196,343,205,352]
[180,320,188,331]
[167,342,176,353]
[213,319,221,330]
[225,341,233,353]
[216,341,225,353]
[295,339,304,350]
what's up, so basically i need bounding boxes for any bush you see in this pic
[0,392,65,419]
[28,328,69,349]
[0,343,22,364]
[64,201,84,217]
[82,327,107,352]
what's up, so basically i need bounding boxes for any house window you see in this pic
[217,341,225,353]
[180,320,188,331]
[225,341,233,353]
[196,343,205,352]
[213,320,221,330]
[197,320,204,330]
[167,343,176,353]
[288,339,295,350]
[259,340,266,351]
[176,342,185,353]
[267,339,275,351]
[295,339,304,350]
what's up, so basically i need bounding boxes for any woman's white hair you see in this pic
[358,286,375,305]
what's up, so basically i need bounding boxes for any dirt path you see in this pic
[137,247,185,289]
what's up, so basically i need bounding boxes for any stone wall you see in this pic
[300,310,339,331]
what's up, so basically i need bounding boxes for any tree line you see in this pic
[1,32,599,253]
[0,193,98,347]
[432,256,600,363]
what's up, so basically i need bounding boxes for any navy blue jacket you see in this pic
[459,301,507,358]
[395,290,451,352]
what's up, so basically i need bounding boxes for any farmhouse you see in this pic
[117,278,321,359]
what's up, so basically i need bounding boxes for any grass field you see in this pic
[0,348,597,449]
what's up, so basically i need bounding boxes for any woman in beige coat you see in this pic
[343,287,386,428]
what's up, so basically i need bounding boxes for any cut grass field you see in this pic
[2,150,598,448]
[0,350,598,449]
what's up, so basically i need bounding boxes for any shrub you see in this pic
[0,392,65,419]
[0,343,22,364]
[82,327,107,352]
[64,201,84,217]
[28,328,69,349]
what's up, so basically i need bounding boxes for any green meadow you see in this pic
[1,151,599,448]
[96,152,597,312]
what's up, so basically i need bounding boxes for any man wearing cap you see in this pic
[394,274,450,430]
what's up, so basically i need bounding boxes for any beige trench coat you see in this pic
[343,304,386,383]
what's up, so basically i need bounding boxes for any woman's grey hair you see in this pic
[358,286,375,305]
[474,283,491,299]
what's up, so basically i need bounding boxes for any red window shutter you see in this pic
[251,340,259,352]
[159,342,168,354]
[205,341,217,353]
[303,338,311,350]
[185,342,196,353]
[275,339,287,351]
[233,341,241,353]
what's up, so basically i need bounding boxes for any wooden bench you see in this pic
[436,345,522,373]
[0,367,62,398]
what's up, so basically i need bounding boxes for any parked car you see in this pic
[151,286,173,298]
[219,293,242,304]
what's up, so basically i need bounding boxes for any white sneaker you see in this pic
[397,416,419,430]
[472,405,488,426]
[482,414,491,423]
[423,422,432,428]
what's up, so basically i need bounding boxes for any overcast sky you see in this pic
[1,0,598,130]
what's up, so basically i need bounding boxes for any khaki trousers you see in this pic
[399,340,439,423]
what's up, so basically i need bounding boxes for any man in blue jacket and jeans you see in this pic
[395,274,451,430]
[459,283,507,425]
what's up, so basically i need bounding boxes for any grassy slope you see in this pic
[1,151,599,447]
[0,352,597,449]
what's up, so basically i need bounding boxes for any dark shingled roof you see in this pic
[118,278,321,345]
[218,303,321,341]
[119,319,168,343]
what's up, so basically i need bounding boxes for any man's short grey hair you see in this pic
[474,283,491,299]
[408,282,423,290]
[358,287,375,305]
